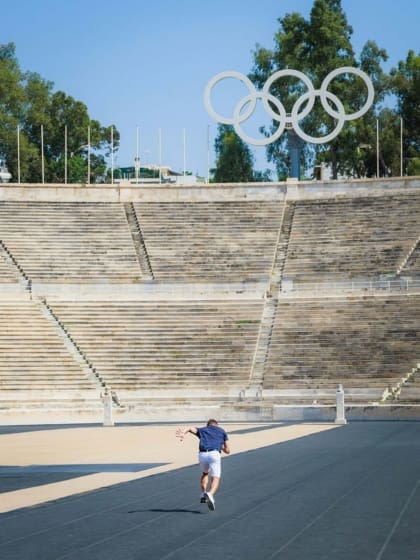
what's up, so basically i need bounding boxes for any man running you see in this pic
[176,419,230,511]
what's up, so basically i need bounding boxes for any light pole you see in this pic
[17,125,21,184]
[110,125,114,184]
[64,125,68,184]
[87,126,91,184]
[41,125,45,184]
[135,126,140,184]
[400,117,403,176]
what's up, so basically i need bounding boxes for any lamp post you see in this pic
[158,128,162,183]
[110,125,114,184]
[41,125,45,184]
[87,126,91,184]
[64,125,68,184]
[135,126,140,184]
[17,125,21,184]
[400,118,403,177]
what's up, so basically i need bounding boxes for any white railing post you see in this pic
[335,384,347,424]
[101,387,114,426]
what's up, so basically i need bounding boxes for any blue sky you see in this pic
[2,0,419,178]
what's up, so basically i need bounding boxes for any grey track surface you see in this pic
[0,422,419,560]
[0,464,167,493]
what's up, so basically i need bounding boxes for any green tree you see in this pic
[250,0,389,179]
[46,92,119,183]
[212,125,255,182]
[0,42,119,183]
[390,50,420,175]
[0,43,24,176]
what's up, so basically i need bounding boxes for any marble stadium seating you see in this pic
[0,178,418,418]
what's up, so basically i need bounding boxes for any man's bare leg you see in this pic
[208,476,220,496]
[204,476,219,511]
[200,472,209,493]
[201,473,220,496]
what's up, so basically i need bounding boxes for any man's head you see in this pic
[207,419,218,426]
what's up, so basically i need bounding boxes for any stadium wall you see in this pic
[0,176,419,203]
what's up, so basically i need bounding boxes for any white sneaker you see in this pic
[204,492,215,511]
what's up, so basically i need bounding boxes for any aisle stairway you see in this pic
[0,301,101,412]
[283,193,420,282]
[134,201,284,282]
[263,293,419,402]
[0,202,142,283]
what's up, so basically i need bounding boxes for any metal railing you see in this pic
[282,277,420,296]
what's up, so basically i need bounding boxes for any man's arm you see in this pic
[175,426,198,441]
[222,440,231,454]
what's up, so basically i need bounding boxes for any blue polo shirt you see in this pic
[196,425,228,452]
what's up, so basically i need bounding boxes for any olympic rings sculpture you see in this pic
[204,67,374,145]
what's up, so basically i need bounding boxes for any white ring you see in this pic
[233,92,287,146]
[204,67,374,145]
[320,66,375,121]
[262,69,316,121]
[203,71,256,125]
[291,90,346,144]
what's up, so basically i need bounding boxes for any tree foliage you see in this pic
[0,42,119,183]
[212,125,255,182]
[250,0,418,178]
[390,50,420,174]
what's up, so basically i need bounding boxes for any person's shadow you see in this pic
[128,508,203,514]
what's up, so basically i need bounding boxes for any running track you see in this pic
[0,421,419,559]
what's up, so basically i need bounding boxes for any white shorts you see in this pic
[199,450,222,478]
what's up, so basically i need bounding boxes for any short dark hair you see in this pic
[207,418,218,426]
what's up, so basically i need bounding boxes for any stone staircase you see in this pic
[393,364,420,403]
[40,299,104,390]
[0,300,101,412]
[123,202,154,280]
[0,239,31,294]
[47,300,263,404]
[133,201,284,282]
[283,193,420,283]
[398,236,420,276]
[247,296,277,395]
[270,201,295,293]
[0,202,142,283]
[0,241,24,283]
[262,293,420,404]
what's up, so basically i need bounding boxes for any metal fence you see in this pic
[282,277,420,295]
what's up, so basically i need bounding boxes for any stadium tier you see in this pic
[133,201,284,281]
[0,178,418,420]
[48,301,263,394]
[263,294,419,403]
[0,300,101,414]
[283,193,420,282]
[0,202,142,283]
